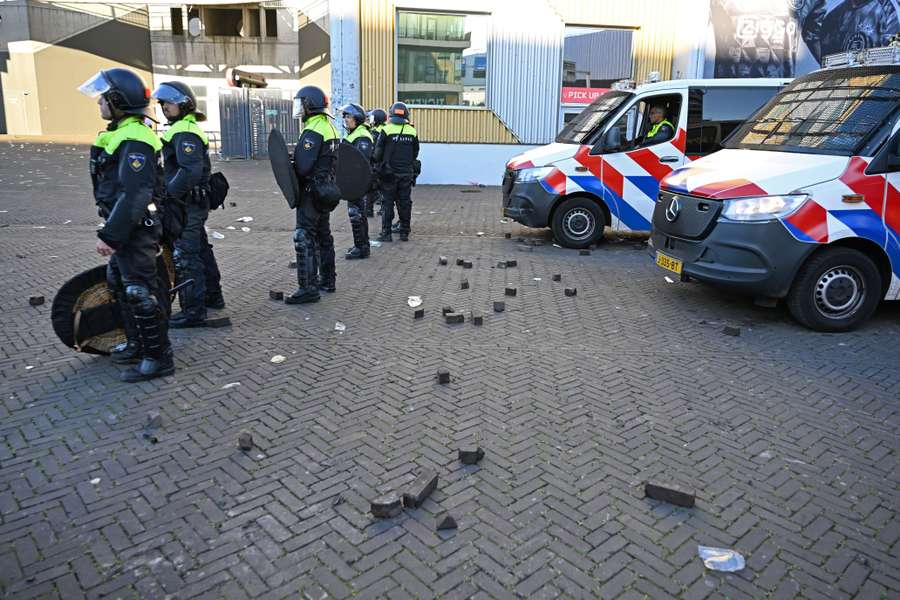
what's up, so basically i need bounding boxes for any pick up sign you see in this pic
[561,87,610,104]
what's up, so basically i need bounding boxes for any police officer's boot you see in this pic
[170,248,207,328]
[121,286,176,383]
[377,230,393,242]
[285,229,320,304]
[319,259,336,293]
[391,222,401,233]
[205,291,225,310]
[345,246,370,259]
[111,292,141,364]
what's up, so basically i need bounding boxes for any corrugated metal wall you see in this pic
[486,0,564,144]
[563,29,634,81]
[359,0,681,145]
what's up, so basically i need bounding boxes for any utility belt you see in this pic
[187,185,211,206]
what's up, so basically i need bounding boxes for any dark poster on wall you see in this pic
[707,0,900,78]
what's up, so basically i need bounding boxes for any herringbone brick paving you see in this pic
[1,142,899,598]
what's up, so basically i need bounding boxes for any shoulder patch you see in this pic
[181,140,197,154]
[302,140,314,150]
[127,153,147,172]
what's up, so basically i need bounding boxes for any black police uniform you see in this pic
[161,114,218,325]
[287,113,339,303]
[344,122,374,258]
[374,120,419,241]
[91,116,173,381]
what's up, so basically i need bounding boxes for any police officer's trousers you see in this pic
[173,200,210,321]
[381,175,413,235]
[294,200,335,289]
[347,196,369,250]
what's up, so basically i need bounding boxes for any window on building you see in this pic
[246,8,261,37]
[204,8,243,36]
[561,26,633,106]
[396,10,488,107]
[686,87,782,156]
[170,7,184,35]
[265,9,278,37]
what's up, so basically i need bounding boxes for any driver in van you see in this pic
[639,105,675,147]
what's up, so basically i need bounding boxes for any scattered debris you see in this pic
[437,368,451,384]
[238,431,254,451]
[496,261,507,269]
[579,249,591,256]
[226,226,236,230]
[442,306,454,316]
[370,240,382,248]
[459,446,485,465]
[289,261,297,269]
[229,202,237,208]
[371,493,403,518]
[476,231,485,236]
[146,412,162,429]
[28,295,44,307]
[460,279,469,290]
[235,216,253,223]
[504,233,511,239]
[334,321,346,333]
[206,317,231,328]
[533,277,542,282]
[439,256,448,265]
[505,287,517,297]
[445,312,464,324]
[565,288,577,297]
[241,227,251,232]
[493,301,505,313]
[270,355,287,364]
[436,514,458,531]
[462,260,473,269]
[413,308,425,319]
[698,546,745,572]
[664,276,675,284]
[499,218,510,223]
[644,482,695,508]
[332,495,345,507]
[456,258,465,266]
[506,259,517,268]
[211,231,225,239]
[222,382,241,390]
[269,290,284,301]
[723,326,741,337]
[472,313,483,326]
[407,296,423,308]
[402,471,438,508]
[90,478,101,485]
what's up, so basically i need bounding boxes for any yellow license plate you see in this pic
[656,252,683,275]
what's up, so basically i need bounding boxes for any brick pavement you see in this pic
[1,142,899,599]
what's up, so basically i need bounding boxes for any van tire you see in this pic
[551,197,605,249]
[786,247,881,332]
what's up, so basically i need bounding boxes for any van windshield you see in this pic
[724,68,900,156]
[556,91,632,144]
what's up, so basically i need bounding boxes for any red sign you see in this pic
[560,87,610,104]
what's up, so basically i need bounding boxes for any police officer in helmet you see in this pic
[152,81,225,327]
[340,103,373,259]
[79,68,175,382]
[366,108,387,217]
[374,102,419,242]
[286,85,340,303]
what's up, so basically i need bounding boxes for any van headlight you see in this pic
[516,166,555,183]
[721,194,808,221]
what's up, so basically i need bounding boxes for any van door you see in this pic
[885,125,900,300]
[600,90,688,232]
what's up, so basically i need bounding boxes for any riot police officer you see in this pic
[374,102,419,242]
[79,68,175,382]
[152,81,224,327]
[340,103,373,259]
[366,108,387,218]
[286,86,340,303]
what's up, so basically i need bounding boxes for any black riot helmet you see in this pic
[367,108,387,127]
[388,102,410,124]
[293,86,330,121]
[339,103,366,128]
[78,68,153,118]
[151,81,206,122]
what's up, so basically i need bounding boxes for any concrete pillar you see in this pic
[329,0,359,131]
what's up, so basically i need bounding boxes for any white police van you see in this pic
[651,47,900,331]
[502,77,788,248]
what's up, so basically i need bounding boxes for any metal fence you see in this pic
[218,87,299,159]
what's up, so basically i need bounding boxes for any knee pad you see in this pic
[125,284,158,316]
[293,228,310,252]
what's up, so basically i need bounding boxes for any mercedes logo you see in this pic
[665,196,681,222]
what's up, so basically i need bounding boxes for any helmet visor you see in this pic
[151,83,190,105]
[292,98,304,119]
[77,71,111,98]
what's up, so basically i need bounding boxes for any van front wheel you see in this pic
[786,247,882,332]
[551,197,605,249]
